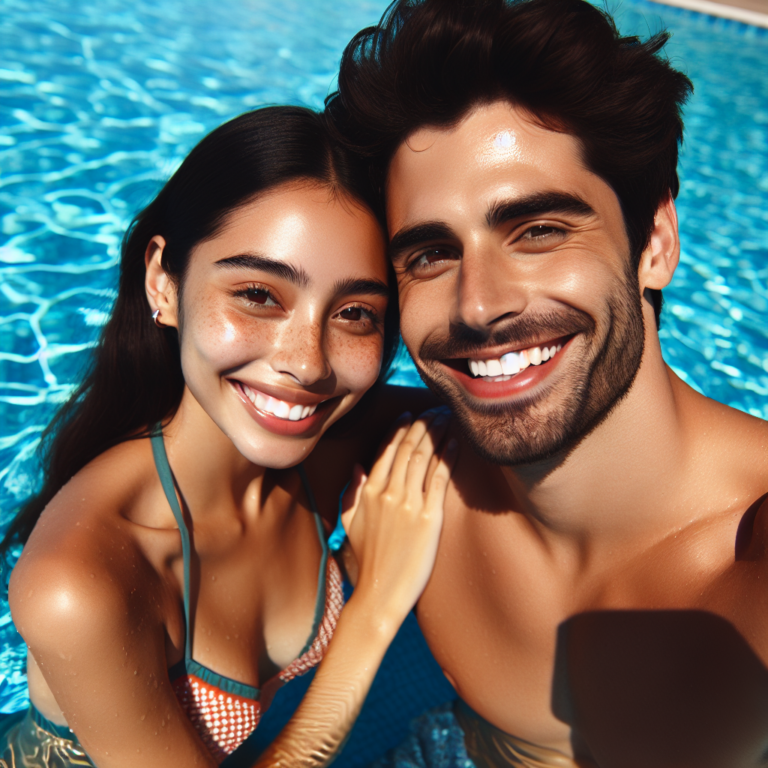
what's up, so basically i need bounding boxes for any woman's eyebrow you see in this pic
[333,277,390,299]
[214,253,310,287]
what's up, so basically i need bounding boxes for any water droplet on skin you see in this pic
[211,575,216,581]
[133,670,138,675]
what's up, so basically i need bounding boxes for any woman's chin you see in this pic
[231,434,320,470]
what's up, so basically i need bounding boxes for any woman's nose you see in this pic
[269,320,332,386]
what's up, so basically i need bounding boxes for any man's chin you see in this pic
[413,366,577,466]
[451,398,580,467]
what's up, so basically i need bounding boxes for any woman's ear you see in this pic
[638,195,680,293]
[145,235,179,328]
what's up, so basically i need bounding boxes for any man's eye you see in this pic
[410,247,455,271]
[522,225,563,240]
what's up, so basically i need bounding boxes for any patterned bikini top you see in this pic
[150,430,344,764]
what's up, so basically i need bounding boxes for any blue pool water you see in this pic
[0,0,766,732]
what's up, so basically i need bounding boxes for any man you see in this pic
[324,0,768,765]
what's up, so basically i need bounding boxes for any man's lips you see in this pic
[230,380,336,436]
[438,335,576,400]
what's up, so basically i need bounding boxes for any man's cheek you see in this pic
[399,285,445,355]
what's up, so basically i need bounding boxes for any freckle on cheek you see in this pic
[332,338,383,383]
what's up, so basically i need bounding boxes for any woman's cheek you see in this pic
[329,332,384,395]
[190,309,276,372]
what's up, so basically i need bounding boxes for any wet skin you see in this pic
[10,183,449,768]
[385,101,768,767]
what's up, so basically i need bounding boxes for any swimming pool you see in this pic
[0,0,766,729]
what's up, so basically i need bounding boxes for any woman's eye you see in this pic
[235,286,279,307]
[335,305,377,325]
[340,306,364,321]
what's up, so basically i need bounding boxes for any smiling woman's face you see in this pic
[164,182,389,468]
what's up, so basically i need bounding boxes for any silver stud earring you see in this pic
[152,309,163,327]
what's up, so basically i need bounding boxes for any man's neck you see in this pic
[500,336,695,558]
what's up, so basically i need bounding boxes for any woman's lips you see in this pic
[230,380,333,437]
[445,335,576,400]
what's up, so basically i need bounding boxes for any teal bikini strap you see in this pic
[150,425,194,661]
[296,464,330,655]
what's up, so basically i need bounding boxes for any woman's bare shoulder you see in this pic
[9,437,176,647]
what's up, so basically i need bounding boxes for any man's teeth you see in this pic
[242,385,319,421]
[467,343,563,379]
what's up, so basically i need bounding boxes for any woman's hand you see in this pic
[340,409,457,625]
[254,410,456,768]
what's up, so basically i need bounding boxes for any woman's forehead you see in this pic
[191,183,388,283]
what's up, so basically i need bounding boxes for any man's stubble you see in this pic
[410,266,647,467]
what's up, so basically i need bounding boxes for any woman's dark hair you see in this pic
[326,0,694,323]
[2,106,398,549]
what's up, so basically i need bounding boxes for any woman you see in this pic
[0,106,455,768]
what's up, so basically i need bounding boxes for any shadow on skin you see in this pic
[552,610,768,768]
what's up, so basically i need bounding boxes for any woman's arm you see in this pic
[9,507,219,768]
[254,410,456,766]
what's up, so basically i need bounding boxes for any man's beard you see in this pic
[411,270,646,467]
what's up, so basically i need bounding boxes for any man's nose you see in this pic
[452,245,528,332]
[270,319,332,386]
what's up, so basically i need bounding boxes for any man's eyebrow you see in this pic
[333,277,390,299]
[486,192,595,229]
[214,253,310,287]
[388,222,457,261]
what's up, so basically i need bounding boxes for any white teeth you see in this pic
[500,352,520,375]
[468,341,563,379]
[241,384,320,421]
[485,359,502,377]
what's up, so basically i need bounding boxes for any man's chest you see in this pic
[417,508,768,767]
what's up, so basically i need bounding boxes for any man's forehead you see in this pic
[391,102,577,170]
[386,101,587,226]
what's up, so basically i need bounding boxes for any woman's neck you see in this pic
[160,387,269,523]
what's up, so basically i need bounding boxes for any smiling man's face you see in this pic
[387,101,647,465]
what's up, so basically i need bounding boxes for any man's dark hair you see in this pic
[326,0,693,323]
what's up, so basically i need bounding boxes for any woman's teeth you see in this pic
[467,343,563,380]
[241,384,319,421]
